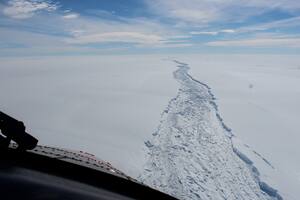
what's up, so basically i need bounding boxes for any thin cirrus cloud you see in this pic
[189,17,300,38]
[235,16,300,33]
[65,31,193,48]
[66,31,164,45]
[190,29,235,36]
[190,31,218,36]
[147,0,300,24]
[0,0,300,54]
[1,0,184,49]
[141,43,193,48]
[206,35,300,48]
[63,13,79,19]
[2,0,58,19]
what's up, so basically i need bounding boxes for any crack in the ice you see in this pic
[139,60,282,200]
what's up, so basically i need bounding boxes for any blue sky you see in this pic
[0,0,300,56]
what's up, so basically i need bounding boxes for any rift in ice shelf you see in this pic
[0,111,38,150]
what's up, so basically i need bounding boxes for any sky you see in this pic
[0,0,300,56]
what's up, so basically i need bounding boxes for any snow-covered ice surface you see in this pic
[0,55,178,177]
[177,55,300,200]
[1,55,299,199]
[139,60,282,200]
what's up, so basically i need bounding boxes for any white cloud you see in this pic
[3,0,58,19]
[60,14,186,47]
[147,0,300,24]
[236,16,300,33]
[63,13,79,19]
[147,0,220,24]
[190,29,235,35]
[190,31,218,36]
[66,27,191,47]
[167,35,192,39]
[169,8,218,23]
[0,1,189,53]
[66,31,164,45]
[206,35,300,48]
[146,43,193,48]
[221,29,235,33]
[70,30,86,36]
